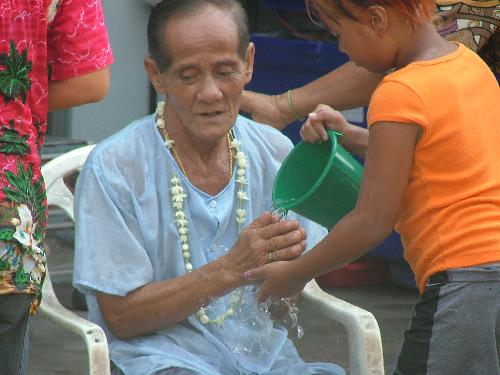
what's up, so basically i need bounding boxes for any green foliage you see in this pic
[0,123,29,155]
[0,40,32,102]
[0,228,15,241]
[0,257,9,271]
[3,161,46,225]
[14,263,30,290]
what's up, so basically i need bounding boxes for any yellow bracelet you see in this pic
[287,89,305,122]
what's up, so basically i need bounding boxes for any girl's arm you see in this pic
[247,121,421,300]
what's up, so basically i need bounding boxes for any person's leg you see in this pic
[395,266,500,375]
[20,317,30,375]
[0,294,34,375]
[393,277,442,375]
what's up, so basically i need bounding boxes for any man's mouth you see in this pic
[199,110,225,118]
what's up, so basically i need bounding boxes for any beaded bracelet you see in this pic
[287,89,305,122]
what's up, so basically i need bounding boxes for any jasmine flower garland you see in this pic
[157,102,248,326]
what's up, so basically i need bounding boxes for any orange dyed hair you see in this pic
[306,0,436,26]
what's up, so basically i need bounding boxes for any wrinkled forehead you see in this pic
[167,7,238,45]
[163,6,242,64]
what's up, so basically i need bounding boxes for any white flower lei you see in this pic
[157,102,248,326]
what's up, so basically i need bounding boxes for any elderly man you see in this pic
[73,1,344,374]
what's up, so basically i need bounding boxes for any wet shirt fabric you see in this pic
[0,0,113,314]
[73,115,344,375]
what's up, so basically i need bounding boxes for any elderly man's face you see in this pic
[147,5,254,143]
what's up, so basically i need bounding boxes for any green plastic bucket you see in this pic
[272,130,363,229]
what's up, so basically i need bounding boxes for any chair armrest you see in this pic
[40,271,111,375]
[300,280,384,375]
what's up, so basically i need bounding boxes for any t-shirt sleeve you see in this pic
[73,154,153,297]
[47,0,113,80]
[367,80,429,132]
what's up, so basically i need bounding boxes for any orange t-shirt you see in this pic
[367,43,500,293]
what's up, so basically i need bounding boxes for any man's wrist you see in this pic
[217,256,245,289]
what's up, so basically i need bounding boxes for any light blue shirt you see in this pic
[73,114,344,375]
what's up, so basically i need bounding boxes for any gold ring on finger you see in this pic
[268,251,274,262]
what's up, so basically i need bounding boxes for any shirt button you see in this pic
[209,200,217,208]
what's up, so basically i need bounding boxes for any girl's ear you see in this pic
[366,5,389,34]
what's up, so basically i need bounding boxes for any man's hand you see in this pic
[221,212,307,286]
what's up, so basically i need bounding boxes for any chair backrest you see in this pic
[42,144,95,221]
[40,144,111,375]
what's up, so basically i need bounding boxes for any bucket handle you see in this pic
[327,129,343,141]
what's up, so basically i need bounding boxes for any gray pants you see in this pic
[0,294,33,375]
[395,263,500,375]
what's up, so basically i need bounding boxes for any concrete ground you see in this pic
[27,228,418,375]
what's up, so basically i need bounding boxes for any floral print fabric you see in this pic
[0,0,112,314]
[435,1,500,77]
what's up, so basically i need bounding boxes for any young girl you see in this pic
[245,1,500,373]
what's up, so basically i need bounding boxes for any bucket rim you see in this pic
[272,129,340,211]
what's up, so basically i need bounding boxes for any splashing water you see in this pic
[216,287,305,369]
[204,223,304,371]
[284,298,304,339]
[269,200,292,220]
[268,201,304,339]
[268,297,304,339]
[219,286,274,364]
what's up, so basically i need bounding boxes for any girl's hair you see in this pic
[306,0,436,27]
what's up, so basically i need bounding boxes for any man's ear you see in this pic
[144,57,167,95]
[244,42,255,84]
[366,5,389,34]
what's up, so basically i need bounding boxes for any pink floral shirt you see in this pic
[0,0,113,314]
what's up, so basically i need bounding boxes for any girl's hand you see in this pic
[244,260,309,302]
[300,104,352,143]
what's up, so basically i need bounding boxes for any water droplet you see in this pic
[269,202,291,220]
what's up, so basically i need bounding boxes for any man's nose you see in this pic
[197,75,223,102]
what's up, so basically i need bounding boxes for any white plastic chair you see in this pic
[39,145,384,375]
[40,144,110,375]
[301,281,384,374]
